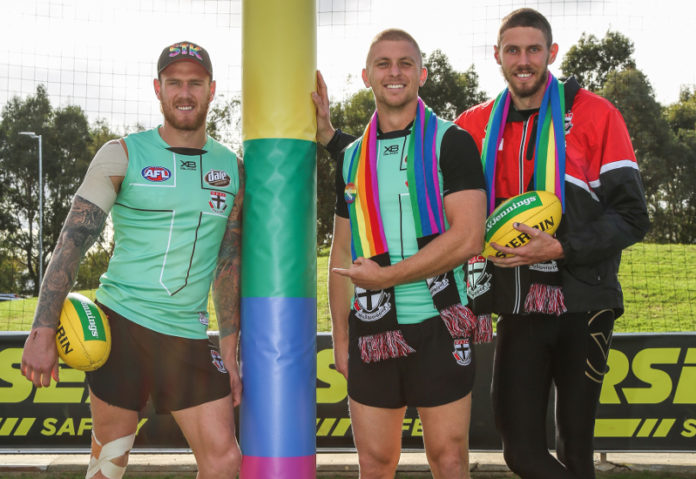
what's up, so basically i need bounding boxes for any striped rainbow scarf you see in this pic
[346,98,444,257]
[478,73,568,316]
[345,98,492,362]
[480,73,566,214]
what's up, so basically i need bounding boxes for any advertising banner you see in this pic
[1,332,694,452]
[594,333,696,450]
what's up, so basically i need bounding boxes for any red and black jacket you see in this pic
[455,77,650,316]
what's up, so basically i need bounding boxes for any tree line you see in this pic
[1,31,694,296]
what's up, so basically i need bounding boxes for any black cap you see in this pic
[157,41,213,78]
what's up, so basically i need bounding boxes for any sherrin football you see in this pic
[482,191,562,258]
[55,293,111,371]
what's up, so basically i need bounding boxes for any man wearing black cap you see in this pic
[21,41,243,479]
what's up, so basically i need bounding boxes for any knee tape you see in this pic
[86,432,135,479]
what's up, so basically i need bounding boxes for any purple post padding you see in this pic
[241,455,316,479]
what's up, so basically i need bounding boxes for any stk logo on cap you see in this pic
[157,41,213,79]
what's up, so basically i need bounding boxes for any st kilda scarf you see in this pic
[480,73,567,315]
[345,98,492,363]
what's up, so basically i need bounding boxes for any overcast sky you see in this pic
[1,0,695,131]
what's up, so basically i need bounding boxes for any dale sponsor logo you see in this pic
[205,169,230,187]
[141,166,171,182]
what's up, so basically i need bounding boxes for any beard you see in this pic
[502,67,549,100]
[161,98,210,131]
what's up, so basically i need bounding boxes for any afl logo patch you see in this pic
[344,183,357,204]
[142,166,171,182]
[205,169,230,187]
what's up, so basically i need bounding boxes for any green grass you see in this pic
[317,246,330,332]
[2,243,695,333]
[0,289,98,331]
[616,243,696,332]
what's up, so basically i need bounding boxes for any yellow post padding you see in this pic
[242,0,317,142]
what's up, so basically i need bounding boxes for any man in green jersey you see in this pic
[313,30,487,478]
[21,41,243,479]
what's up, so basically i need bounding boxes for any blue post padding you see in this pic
[240,296,317,456]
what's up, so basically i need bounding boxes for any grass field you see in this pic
[617,243,696,332]
[2,242,695,333]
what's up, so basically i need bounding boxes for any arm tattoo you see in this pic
[213,158,244,339]
[32,196,108,329]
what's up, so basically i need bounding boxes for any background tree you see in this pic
[560,31,636,92]
[316,89,375,244]
[207,94,242,151]
[0,85,93,294]
[561,29,696,243]
[419,50,488,118]
[662,87,696,241]
[0,245,25,293]
[600,69,677,242]
[665,87,696,136]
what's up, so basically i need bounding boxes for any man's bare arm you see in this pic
[328,216,353,379]
[212,158,245,406]
[32,196,108,328]
[334,189,487,290]
[213,158,244,339]
[22,196,108,387]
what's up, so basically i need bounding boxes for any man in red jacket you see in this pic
[455,8,649,479]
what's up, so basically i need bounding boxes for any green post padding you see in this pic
[242,138,317,299]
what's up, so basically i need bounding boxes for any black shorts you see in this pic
[86,303,231,413]
[348,315,475,408]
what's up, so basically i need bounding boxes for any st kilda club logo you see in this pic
[452,338,472,366]
[426,274,450,296]
[354,286,392,322]
[209,191,227,214]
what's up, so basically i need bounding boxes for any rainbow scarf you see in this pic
[475,73,568,317]
[346,98,444,260]
[345,98,492,363]
[480,73,566,214]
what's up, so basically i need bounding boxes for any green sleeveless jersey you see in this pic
[342,118,467,325]
[95,128,239,339]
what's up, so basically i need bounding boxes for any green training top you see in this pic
[96,128,239,339]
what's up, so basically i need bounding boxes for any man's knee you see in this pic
[556,441,595,478]
[426,445,469,479]
[86,432,135,479]
[430,455,469,479]
[357,450,400,479]
[502,443,543,477]
[196,443,242,478]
